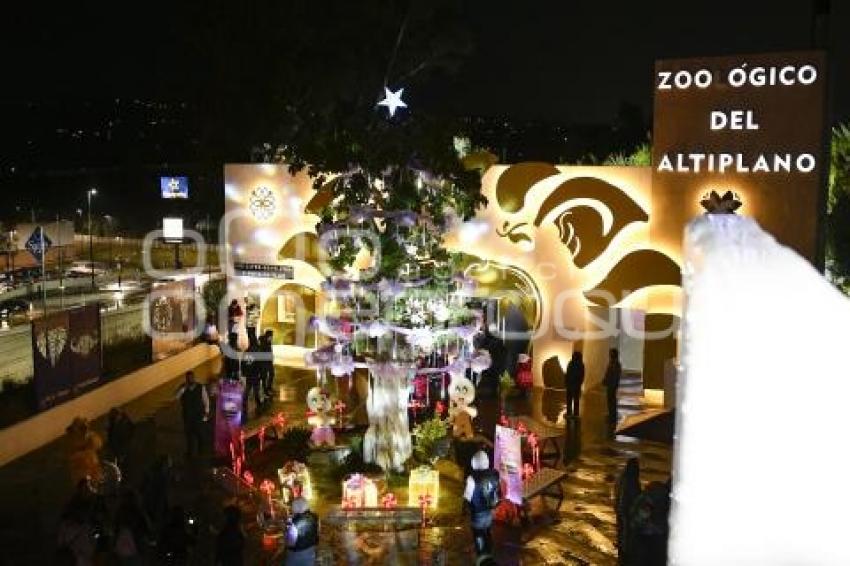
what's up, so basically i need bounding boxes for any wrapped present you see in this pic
[408,466,439,510]
[413,374,428,398]
[342,473,379,508]
[516,354,533,390]
[277,461,313,503]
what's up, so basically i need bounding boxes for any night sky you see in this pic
[3,0,848,123]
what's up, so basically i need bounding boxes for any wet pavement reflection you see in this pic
[0,361,671,565]
[249,369,671,565]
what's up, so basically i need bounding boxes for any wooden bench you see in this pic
[323,506,423,530]
[514,416,563,467]
[519,467,568,524]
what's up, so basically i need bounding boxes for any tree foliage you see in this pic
[827,123,850,288]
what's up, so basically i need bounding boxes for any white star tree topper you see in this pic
[378,87,407,117]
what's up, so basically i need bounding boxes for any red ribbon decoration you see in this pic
[259,479,276,518]
[274,412,287,428]
[435,401,445,416]
[381,493,398,509]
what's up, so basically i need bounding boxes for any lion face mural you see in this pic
[226,163,682,388]
[443,163,682,386]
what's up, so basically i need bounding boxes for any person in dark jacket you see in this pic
[463,450,501,559]
[260,330,275,398]
[242,337,263,421]
[285,498,318,566]
[615,457,641,565]
[175,372,209,457]
[215,505,245,566]
[564,351,585,418]
[223,333,240,381]
[603,348,623,423]
[158,506,195,564]
[106,407,135,468]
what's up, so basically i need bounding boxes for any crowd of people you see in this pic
[51,297,666,564]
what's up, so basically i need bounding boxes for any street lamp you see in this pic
[87,188,97,291]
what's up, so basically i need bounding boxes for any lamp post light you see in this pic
[87,188,97,291]
[116,236,122,291]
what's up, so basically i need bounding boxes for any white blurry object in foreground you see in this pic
[670,214,850,565]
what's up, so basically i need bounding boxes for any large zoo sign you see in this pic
[651,51,828,265]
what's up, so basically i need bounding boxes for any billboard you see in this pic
[160,176,189,199]
[31,305,102,411]
[150,278,197,360]
[163,217,184,241]
[651,51,828,266]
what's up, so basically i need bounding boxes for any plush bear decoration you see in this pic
[306,387,336,447]
[448,375,478,440]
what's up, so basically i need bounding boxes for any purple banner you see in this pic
[68,305,102,396]
[215,379,244,459]
[31,310,73,411]
[31,305,102,411]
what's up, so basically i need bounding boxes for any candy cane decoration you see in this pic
[259,479,276,519]
[527,433,540,471]
[274,412,287,435]
[334,400,346,425]
[239,430,247,465]
[381,492,398,509]
[419,493,433,524]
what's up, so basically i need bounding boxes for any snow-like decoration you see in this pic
[671,214,850,565]
[363,362,413,472]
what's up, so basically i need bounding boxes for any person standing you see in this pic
[285,497,318,566]
[564,351,585,418]
[603,348,623,423]
[215,505,245,566]
[175,372,209,457]
[242,337,263,421]
[260,329,275,398]
[615,457,641,565]
[463,450,501,560]
[227,299,242,335]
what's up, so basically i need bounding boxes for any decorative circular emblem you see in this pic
[249,186,276,220]
[152,296,173,332]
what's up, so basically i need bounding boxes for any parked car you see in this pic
[0,298,30,322]
[66,261,107,278]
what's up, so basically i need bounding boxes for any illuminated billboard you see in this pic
[162,217,184,241]
[160,176,189,199]
[651,51,828,266]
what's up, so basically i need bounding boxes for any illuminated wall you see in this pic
[223,163,683,386]
[443,164,682,388]
[223,164,327,357]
